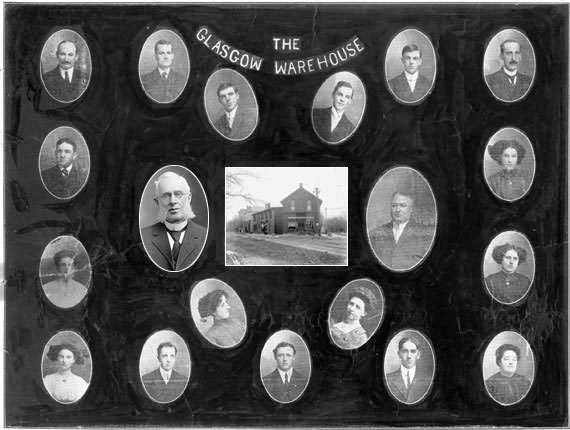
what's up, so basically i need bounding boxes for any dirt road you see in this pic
[226,232,347,265]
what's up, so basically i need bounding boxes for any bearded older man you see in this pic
[141,171,207,272]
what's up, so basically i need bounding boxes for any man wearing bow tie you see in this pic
[141,171,207,272]
[385,336,431,404]
[141,40,186,103]
[485,39,532,102]
[213,82,257,141]
[42,40,89,103]
[262,342,308,403]
[141,342,188,404]
[388,44,433,103]
[41,138,88,199]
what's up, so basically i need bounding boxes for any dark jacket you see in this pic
[141,368,188,404]
[42,67,88,102]
[386,368,432,404]
[141,68,186,103]
[485,69,532,102]
[213,106,257,140]
[41,164,88,199]
[312,107,356,144]
[388,72,432,103]
[262,368,308,403]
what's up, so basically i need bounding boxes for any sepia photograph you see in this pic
[225,166,348,266]
[41,331,92,404]
[483,28,536,103]
[190,278,247,349]
[38,126,90,200]
[39,235,91,309]
[311,71,366,145]
[40,28,91,103]
[260,330,311,404]
[385,28,436,105]
[383,329,435,405]
[482,331,535,406]
[482,230,535,306]
[204,68,258,142]
[138,330,191,404]
[328,278,385,350]
[483,127,535,202]
[138,28,190,104]
[366,166,437,272]
[139,165,209,273]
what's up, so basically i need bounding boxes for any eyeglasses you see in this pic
[158,191,191,202]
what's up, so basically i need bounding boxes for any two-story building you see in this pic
[280,183,322,233]
[251,204,284,234]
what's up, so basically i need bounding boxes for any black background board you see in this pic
[3,3,568,427]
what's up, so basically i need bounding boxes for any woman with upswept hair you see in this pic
[485,243,531,304]
[198,289,245,348]
[43,343,89,403]
[487,139,529,201]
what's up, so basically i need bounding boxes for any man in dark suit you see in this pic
[42,40,88,102]
[213,83,257,140]
[262,342,308,403]
[485,39,532,102]
[312,81,356,144]
[41,137,88,199]
[141,171,207,272]
[388,44,432,103]
[369,191,432,271]
[385,336,431,404]
[142,342,187,404]
[141,39,186,103]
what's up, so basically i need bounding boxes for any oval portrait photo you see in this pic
[38,126,90,200]
[385,28,436,105]
[328,278,385,350]
[139,329,191,404]
[190,278,247,349]
[260,330,311,404]
[483,28,536,103]
[39,235,91,309]
[366,166,437,272]
[40,29,91,103]
[204,68,259,142]
[41,330,91,404]
[383,329,435,405]
[482,230,535,305]
[482,331,535,406]
[138,28,190,104]
[483,127,535,202]
[311,70,366,145]
[139,165,209,273]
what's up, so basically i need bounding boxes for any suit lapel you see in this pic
[151,224,174,269]
[392,373,409,400]
[175,222,199,270]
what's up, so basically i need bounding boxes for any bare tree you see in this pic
[225,170,259,206]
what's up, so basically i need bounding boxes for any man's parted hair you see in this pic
[332,81,353,97]
[217,82,238,97]
[402,44,421,57]
[154,39,172,54]
[273,341,296,357]
[57,40,77,54]
[398,336,420,351]
[55,138,77,152]
[500,39,520,54]
[156,341,178,357]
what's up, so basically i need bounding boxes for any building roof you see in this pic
[280,183,322,205]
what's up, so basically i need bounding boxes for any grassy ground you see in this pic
[225,232,348,266]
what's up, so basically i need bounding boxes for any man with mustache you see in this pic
[42,40,88,102]
[213,82,257,141]
[485,39,532,102]
[141,171,207,272]
[313,81,356,144]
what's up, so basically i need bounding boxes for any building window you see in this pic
[291,200,295,211]
[307,200,312,211]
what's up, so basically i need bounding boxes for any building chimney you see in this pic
[299,183,303,188]
[266,203,271,209]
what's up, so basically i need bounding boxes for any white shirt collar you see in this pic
[277,368,293,384]
[59,67,74,81]
[400,365,416,386]
[392,219,409,243]
[502,66,517,77]
[158,67,171,77]
[404,70,418,82]
[61,164,73,174]
[159,367,173,384]
[165,220,188,231]
[330,106,345,132]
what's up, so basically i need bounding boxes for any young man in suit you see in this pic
[41,137,88,199]
[142,342,187,403]
[213,83,257,140]
[388,44,432,103]
[312,81,356,144]
[141,39,186,103]
[262,342,308,403]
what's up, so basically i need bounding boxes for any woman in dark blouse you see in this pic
[485,343,531,405]
[198,289,245,348]
[487,139,529,201]
[485,243,532,305]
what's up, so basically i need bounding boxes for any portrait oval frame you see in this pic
[260,329,312,404]
[482,230,535,306]
[384,27,437,105]
[327,278,385,350]
[483,28,536,103]
[41,330,92,404]
[383,328,436,406]
[39,235,91,309]
[38,126,90,200]
[39,28,92,104]
[138,329,191,405]
[482,331,535,406]
[483,127,536,202]
[139,164,209,273]
[365,165,437,272]
[204,68,259,142]
[311,70,367,145]
[189,278,247,349]
[138,28,190,105]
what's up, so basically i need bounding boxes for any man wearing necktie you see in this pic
[312,81,357,144]
[262,342,308,403]
[385,336,431,404]
[213,82,258,141]
[141,171,208,272]
[41,137,88,199]
[141,39,186,103]
[388,44,433,103]
[42,40,89,103]
[141,342,188,404]
[485,39,533,102]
